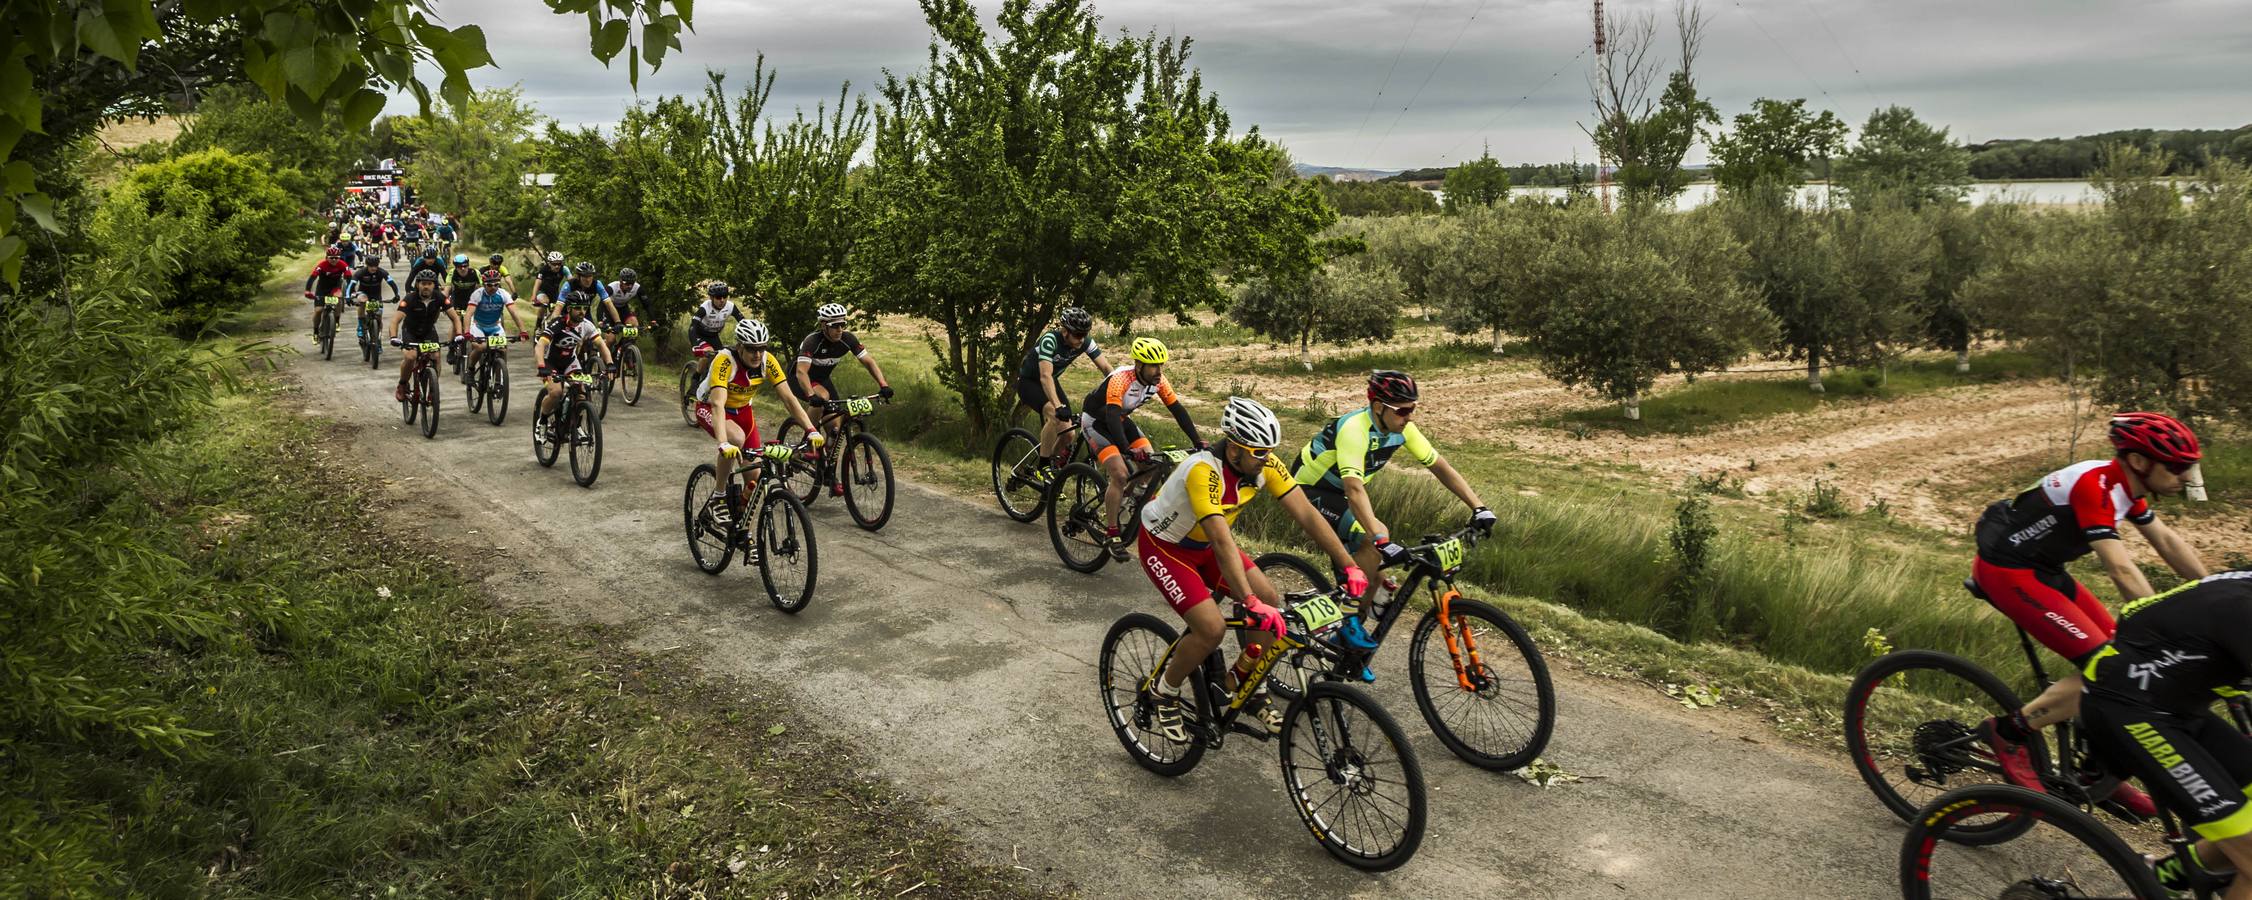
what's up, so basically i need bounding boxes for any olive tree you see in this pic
[1232,251,1407,369]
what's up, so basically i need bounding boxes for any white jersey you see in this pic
[606,280,642,304]
[689,299,738,331]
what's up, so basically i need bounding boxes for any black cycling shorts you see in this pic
[791,369,839,404]
[399,325,443,346]
[1016,373,1064,413]
[2083,691,2252,840]
[1299,481,1368,551]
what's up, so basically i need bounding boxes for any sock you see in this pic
[1153,679,1181,698]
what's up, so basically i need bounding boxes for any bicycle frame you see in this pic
[1313,528,1491,687]
[1142,603,1350,752]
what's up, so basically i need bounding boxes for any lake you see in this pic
[1452,180,2108,208]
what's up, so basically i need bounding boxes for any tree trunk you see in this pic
[1623,389,1642,421]
[1954,348,1970,373]
[1805,352,1825,393]
[1490,324,1505,354]
[1299,330,1313,371]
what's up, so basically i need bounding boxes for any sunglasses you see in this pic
[1380,401,1417,416]
[2163,460,2194,476]
[1234,444,1273,461]
[822,321,847,329]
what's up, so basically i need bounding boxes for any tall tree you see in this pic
[1441,146,1511,212]
[849,0,1333,438]
[1723,199,1930,391]
[1708,98,1847,203]
[170,84,375,207]
[392,86,542,241]
[1429,203,1545,352]
[1587,1,1720,207]
[1835,105,1972,210]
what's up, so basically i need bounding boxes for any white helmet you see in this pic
[1220,397,1283,450]
[735,318,770,347]
[816,302,849,323]
[545,250,564,263]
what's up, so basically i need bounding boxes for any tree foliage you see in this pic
[1966,125,2252,180]
[1835,105,1972,210]
[1722,198,1930,390]
[1708,98,1847,202]
[1426,203,1545,350]
[848,0,1333,437]
[1231,251,1406,367]
[1441,147,1511,212]
[90,149,301,334]
[1311,177,1439,217]
[171,84,375,207]
[392,86,543,242]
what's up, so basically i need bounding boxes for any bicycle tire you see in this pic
[1251,552,1336,701]
[366,321,382,369]
[990,428,1048,523]
[772,420,824,506]
[485,356,510,426]
[467,356,487,413]
[677,364,697,426]
[1045,462,1112,574]
[533,404,562,468]
[317,307,336,359]
[683,464,735,575]
[1900,784,2161,900]
[570,398,602,487]
[418,368,439,439]
[842,433,894,531]
[620,345,644,405]
[1407,596,1556,771]
[757,490,817,613]
[594,364,612,420]
[401,369,418,424]
[1279,680,1428,872]
[1846,649,2047,846]
[1097,613,1206,777]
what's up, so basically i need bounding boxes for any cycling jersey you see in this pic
[395,290,449,342]
[605,280,641,309]
[2080,572,2252,840]
[687,299,742,332]
[336,241,360,267]
[480,263,511,283]
[697,347,787,409]
[467,287,514,333]
[409,256,445,284]
[1140,450,1298,547]
[347,266,396,302]
[306,258,349,293]
[1976,459,2155,570]
[539,317,603,372]
[446,265,482,307]
[532,263,566,299]
[1082,364,1178,416]
[1017,330,1102,379]
[1294,407,1437,489]
[435,224,455,240]
[560,276,610,304]
[795,330,866,379]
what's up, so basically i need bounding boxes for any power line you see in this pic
[1363,0,1495,167]
[1436,43,1590,164]
[1346,0,1441,155]
[1724,0,1841,113]
[1796,0,1880,114]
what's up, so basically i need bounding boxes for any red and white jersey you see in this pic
[1976,459,2154,569]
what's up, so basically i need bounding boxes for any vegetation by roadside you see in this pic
[2,373,1053,899]
[1555,347,2048,435]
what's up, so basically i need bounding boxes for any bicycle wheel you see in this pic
[1279,680,1427,872]
[400,369,418,424]
[484,356,510,426]
[595,366,612,420]
[677,364,698,426]
[1097,613,1206,777]
[619,345,644,405]
[1045,463,1113,573]
[771,420,824,505]
[841,433,894,531]
[1407,596,1556,771]
[317,308,336,359]
[756,489,818,613]
[418,368,439,439]
[1252,552,1336,700]
[533,404,562,468]
[467,356,487,413]
[1901,784,2160,900]
[683,464,735,574]
[1846,649,2047,846]
[569,399,602,487]
[366,322,382,369]
[990,427,1048,523]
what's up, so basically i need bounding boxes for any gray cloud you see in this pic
[411,0,2252,168]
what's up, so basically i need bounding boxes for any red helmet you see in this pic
[1368,369,1419,405]
[2109,412,2201,466]
[325,245,341,258]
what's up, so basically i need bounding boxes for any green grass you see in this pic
[1558,348,2052,434]
[1240,339,1500,378]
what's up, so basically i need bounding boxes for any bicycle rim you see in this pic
[770,421,821,505]
[990,428,1047,523]
[1901,785,2159,900]
[843,434,893,531]
[677,366,696,426]
[570,400,602,487]
[1045,463,1110,573]
[1279,681,1427,871]
[621,347,643,404]
[757,491,817,613]
[533,406,561,467]
[1846,650,2047,845]
[1097,614,1204,776]
[419,370,438,438]
[486,359,509,426]
[1407,597,1556,771]
[683,464,734,574]
[1250,552,1336,700]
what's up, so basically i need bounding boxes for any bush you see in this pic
[91,149,302,334]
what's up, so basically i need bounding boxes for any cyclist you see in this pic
[346,257,399,343]
[1976,411,2209,812]
[463,270,529,373]
[529,251,567,326]
[302,246,351,336]
[793,303,894,494]
[532,290,618,444]
[446,254,482,315]
[601,267,643,333]
[1081,337,1204,561]
[1016,306,1105,465]
[433,217,457,254]
[335,234,361,268]
[400,214,425,251]
[387,270,460,402]
[1295,370,1496,668]
[409,245,445,285]
[480,252,513,297]
[2078,571,2252,897]
[694,318,822,526]
[685,281,747,380]
[1136,397,1368,740]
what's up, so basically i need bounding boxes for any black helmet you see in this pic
[421,246,436,257]
[565,288,596,307]
[488,253,504,264]
[617,267,638,282]
[412,269,440,285]
[1367,369,1419,405]
[573,261,596,277]
[1059,307,1092,334]
[706,281,731,299]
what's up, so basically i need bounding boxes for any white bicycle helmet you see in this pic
[1220,397,1283,450]
[816,302,849,323]
[545,250,564,263]
[735,318,771,347]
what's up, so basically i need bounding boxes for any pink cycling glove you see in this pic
[1342,566,1370,599]
[1243,597,1285,641]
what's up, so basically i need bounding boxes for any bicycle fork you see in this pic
[1434,589,1490,693]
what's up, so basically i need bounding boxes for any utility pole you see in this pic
[1593,0,1612,213]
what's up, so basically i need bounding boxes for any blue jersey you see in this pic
[469,287,514,331]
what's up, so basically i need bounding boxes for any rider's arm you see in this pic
[793,353,816,396]
[2135,518,2210,581]
[850,335,886,388]
[768,353,818,434]
[1427,456,1484,509]
[1038,359,1061,407]
[2091,539,2158,602]
[1340,474,1387,545]
[1157,380,1201,445]
[385,275,400,302]
[386,302,402,340]
[1200,514,1263,605]
[506,299,527,334]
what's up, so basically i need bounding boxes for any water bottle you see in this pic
[1229,643,1266,686]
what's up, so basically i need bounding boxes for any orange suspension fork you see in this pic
[1435,589,1485,691]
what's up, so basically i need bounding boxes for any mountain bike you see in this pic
[1045,446,1186,573]
[681,441,820,613]
[355,295,386,368]
[532,369,604,488]
[392,339,443,439]
[774,394,895,531]
[1903,769,2249,899]
[312,291,343,360]
[1098,587,1427,871]
[677,342,717,427]
[464,334,518,426]
[990,416,1088,523]
[1253,525,1556,772]
[595,324,646,413]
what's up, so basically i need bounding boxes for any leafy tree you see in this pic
[1916,201,1997,370]
[169,84,375,207]
[1708,98,1847,202]
[1312,177,1439,216]
[392,86,543,243]
[1428,203,1545,352]
[849,0,1333,438]
[1588,2,1720,206]
[1835,106,1972,210]
[1723,199,1930,391]
[1441,147,1511,212]
[90,149,300,334]
[1232,252,1406,368]
[1514,206,1772,417]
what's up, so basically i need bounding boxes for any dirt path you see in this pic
[281,332,1915,898]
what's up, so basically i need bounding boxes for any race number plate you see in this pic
[1433,538,1466,572]
[324,295,341,306]
[620,326,638,338]
[1162,448,1189,464]
[762,444,795,460]
[568,372,595,384]
[486,335,508,348]
[1293,593,1346,632]
[845,397,874,416]
[416,342,441,353]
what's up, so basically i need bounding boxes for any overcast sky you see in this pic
[415,0,2252,170]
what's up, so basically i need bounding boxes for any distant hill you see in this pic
[1292,164,1402,182]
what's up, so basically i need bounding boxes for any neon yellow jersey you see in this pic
[1140,450,1298,546]
[1294,407,1437,487]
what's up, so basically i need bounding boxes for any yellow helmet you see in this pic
[1130,336,1170,365]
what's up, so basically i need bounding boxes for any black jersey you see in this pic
[2086,572,2252,713]
[1975,459,2155,570]
[396,290,449,336]
[795,330,866,378]
[1017,329,1101,379]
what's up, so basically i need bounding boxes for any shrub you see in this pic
[91,149,302,334]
